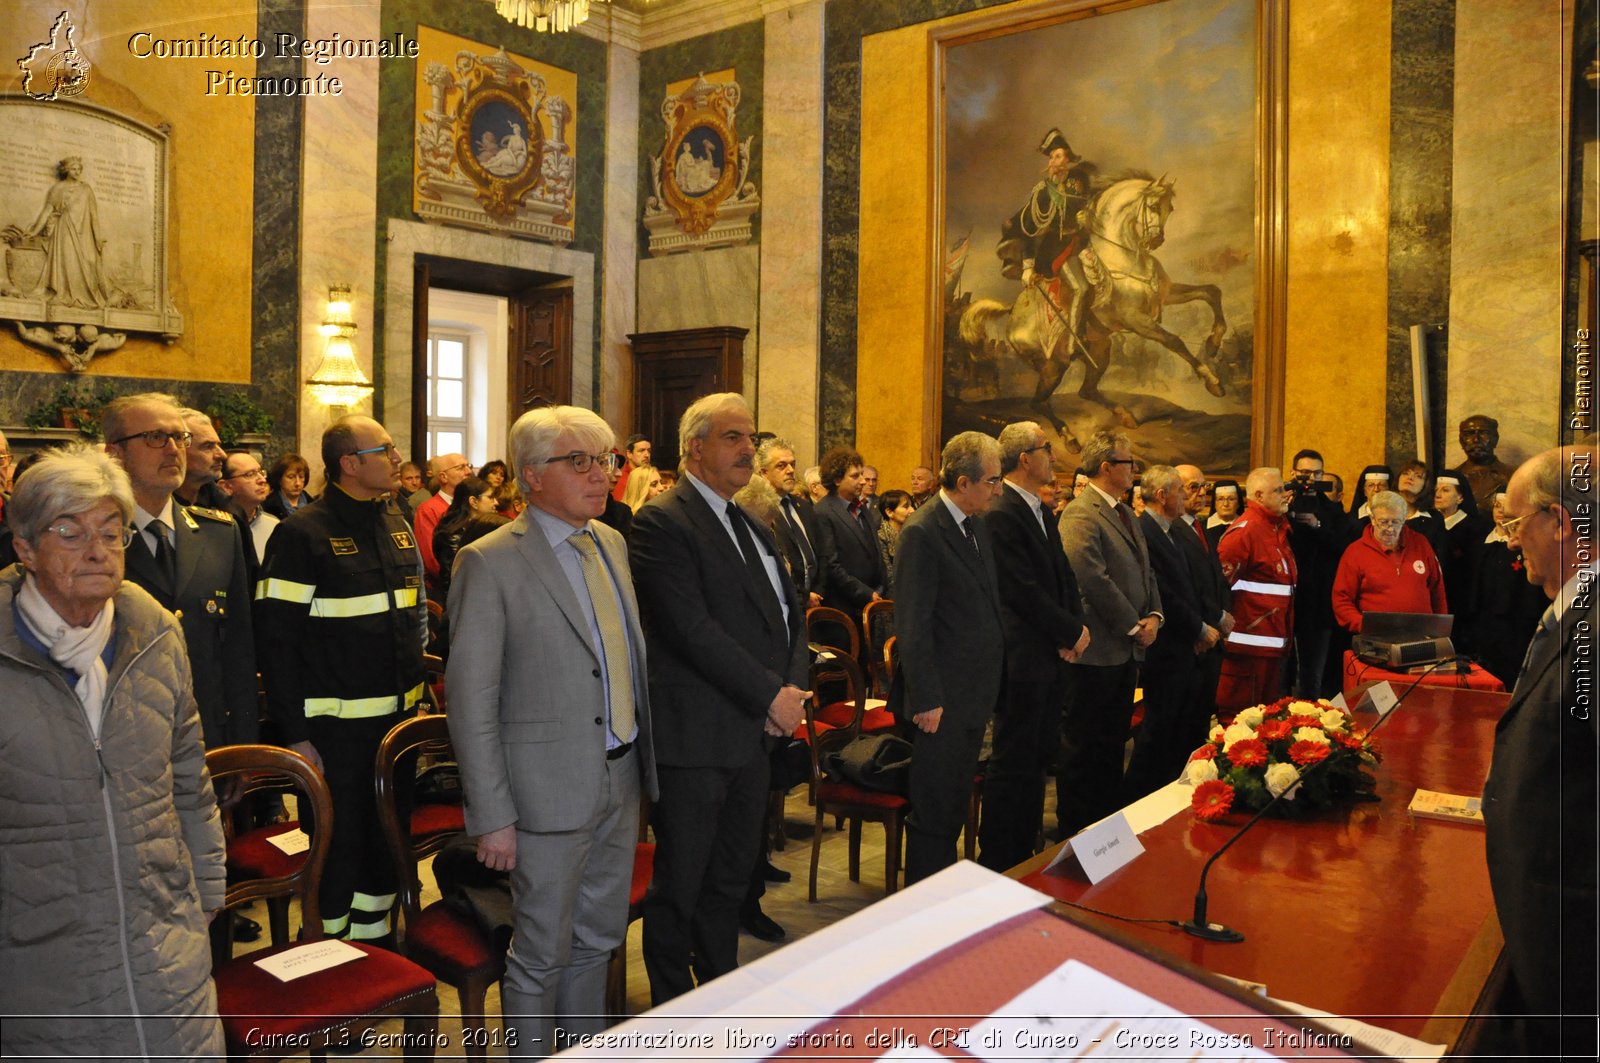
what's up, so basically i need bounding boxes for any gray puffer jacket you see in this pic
[0,568,226,1059]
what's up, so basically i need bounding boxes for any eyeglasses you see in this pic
[43,520,136,552]
[0,452,12,467]
[1497,505,1552,539]
[352,443,399,459]
[110,430,192,449]
[543,451,611,474]
[224,468,267,481]
[1183,480,1211,492]
[1371,518,1405,530]
[1023,442,1053,455]
[1106,458,1137,466]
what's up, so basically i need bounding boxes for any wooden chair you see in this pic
[208,744,439,1061]
[804,605,859,661]
[804,654,907,902]
[860,598,895,697]
[374,715,502,1061]
[422,652,447,713]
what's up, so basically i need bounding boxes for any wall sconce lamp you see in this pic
[306,285,374,408]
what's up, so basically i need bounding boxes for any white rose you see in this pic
[1222,722,1256,748]
[1208,722,1224,741]
[1265,762,1301,799]
[1237,706,1266,728]
[1288,700,1320,716]
[1293,726,1331,746]
[1319,709,1348,732]
[1183,758,1219,784]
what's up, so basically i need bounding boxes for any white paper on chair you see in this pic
[254,939,365,982]
[265,828,311,855]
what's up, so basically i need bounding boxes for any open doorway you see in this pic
[410,253,572,470]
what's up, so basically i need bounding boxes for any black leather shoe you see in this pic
[739,907,786,943]
[232,912,262,943]
[762,861,791,883]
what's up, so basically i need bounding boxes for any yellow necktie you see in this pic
[569,531,635,743]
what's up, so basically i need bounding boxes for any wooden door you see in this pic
[508,286,573,420]
[630,327,747,472]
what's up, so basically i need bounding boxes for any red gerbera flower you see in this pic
[1338,732,1365,751]
[1228,738,1269,768]
[1189,744,1217,761]
[1192,780,1235,821]
[1288,714,1322,729]
[1289,740,1331,767]
[1257,719,1292,742]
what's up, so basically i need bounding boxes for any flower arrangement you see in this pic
[1182,698,1380,820]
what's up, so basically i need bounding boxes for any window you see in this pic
[426,331,469,459]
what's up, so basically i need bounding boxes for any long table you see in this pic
[1013,684,1511,1049]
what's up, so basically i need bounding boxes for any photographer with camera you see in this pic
[1285,449,1347,698]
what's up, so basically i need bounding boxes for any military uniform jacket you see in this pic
[256,485,427,745]
[123,503,257,748]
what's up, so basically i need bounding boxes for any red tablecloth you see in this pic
[1341,650,1505,701]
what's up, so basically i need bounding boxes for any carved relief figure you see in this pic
[25,156,108,309]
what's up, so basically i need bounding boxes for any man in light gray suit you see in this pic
[1057,429,1162,836]
[447,406,657,1059]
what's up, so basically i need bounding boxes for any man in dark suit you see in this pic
[103,394,258,751]
[977,422,1088,872]
[628,393,810,1003]
[1175,464,1234,742]
[813,446,885,611]
[891,431,1005,885]
[1057,429,1162,836]
[1125,466,1217,799]
[757,438,824,610]
[1483,444,1596,1059]
[447,406,656,1055]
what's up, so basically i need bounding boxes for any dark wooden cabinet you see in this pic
[629,326,746,471]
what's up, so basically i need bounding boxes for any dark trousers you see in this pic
[1293,625,1333,699]
[905,716,988,885]
[1124,652,1199,801]
[978,673,1064,872]
[642,756,768,1004]
[1057,660,1138,837]
[307,713,403,941]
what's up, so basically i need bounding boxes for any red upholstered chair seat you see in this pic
[409,802,465,839]
[814,699,897,733]
[815,779,908,811]
[215,940,436,1049]
[226,822,307,882]
[630,843,655,908]
[403,901,502,979]
[793,719,836,742]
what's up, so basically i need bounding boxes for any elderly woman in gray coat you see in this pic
[0,443,226,1058]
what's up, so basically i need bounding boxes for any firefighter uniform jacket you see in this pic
[1217,500,1298,659]
[256,484,428,744]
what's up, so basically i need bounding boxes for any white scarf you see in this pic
[17,575,115,739]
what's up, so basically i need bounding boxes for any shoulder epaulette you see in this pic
[188,505,236,525]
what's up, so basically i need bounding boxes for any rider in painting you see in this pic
[997,128,1096,360]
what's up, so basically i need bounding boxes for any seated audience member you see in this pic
[1348,464,1393,531]
[1434,472,1483,618]
[0,444,226,1058]
[875,488,913,591]
[219,451,280,560]
[1460,492,1548,685]
[262,451,315,519]
[1331,490,1446,633]
[622,463,665,513]
[1204,478,1240,552]
[432,476,498,600]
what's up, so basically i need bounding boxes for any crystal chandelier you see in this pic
[488,0,606,33]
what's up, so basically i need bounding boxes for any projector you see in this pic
[1353,635,1456,668]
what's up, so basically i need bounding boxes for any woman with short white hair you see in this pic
[1330,489,1447,634]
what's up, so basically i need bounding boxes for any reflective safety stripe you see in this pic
[322,913,350,937]
[1227,631,1287,648]
[351,891,396,913]
[304,683,426,719]
[347,915,392,940]
[310,587,418,619]
[256,577,316,603]
[1231,579,1292,597]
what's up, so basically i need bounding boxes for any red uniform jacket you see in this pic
[1217,500,1297,658]
[1331,525,1447,633]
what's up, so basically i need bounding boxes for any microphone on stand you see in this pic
[1177,657,1459,942]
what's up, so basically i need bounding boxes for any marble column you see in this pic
[601,38,640,428]
[756,0,825,462]
[1446,0,1571,466]
[298,0,381,465]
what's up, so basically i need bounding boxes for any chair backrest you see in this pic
[374,714,458,924]
[803,652,869,787]
[882,635,897,685]
[422,652,447,712]
[861,598,895,695]
[805,605,860,660]
[206,744,333,937]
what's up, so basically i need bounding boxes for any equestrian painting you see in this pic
[940,0,1258,473]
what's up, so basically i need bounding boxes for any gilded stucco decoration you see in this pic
[644,72,759,255]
